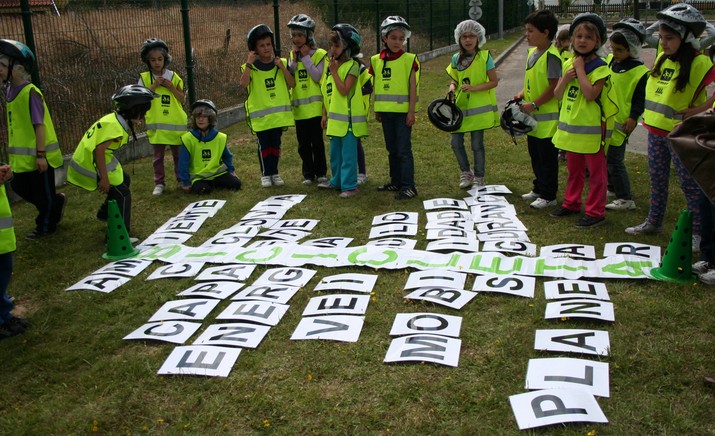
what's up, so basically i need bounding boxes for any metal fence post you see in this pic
[19,0,41,87]
[334,0,339,24]
[406,0,410,52]
[429,0,433,51]
[273,0,281,56]
[180,0,195,105]
[375,1,380,55]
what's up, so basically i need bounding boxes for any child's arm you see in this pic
[461,68,498,93]
[239,51,257,87]
[407,67,417,127]
[93,139,118,194]
[680,93,715,120]
[0,165,13,186]
[554,68,574,100]
[521,79,558,114]
[329,58,356,96]
[276,58,296,88]
[573,56,604,101]
[156,75,185,102]
[33,123,48,173]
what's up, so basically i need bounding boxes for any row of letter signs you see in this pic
[70,188,641,429]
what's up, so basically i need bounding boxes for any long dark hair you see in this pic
[651,24,697,93]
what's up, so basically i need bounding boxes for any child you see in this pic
[67,85,155,240]
[287,14,328,186]
[446,20,499,189]
[514,10,561,210]
[605,19,649,212]
[178,99,241,194]
[626,4,715,245]
[550,13,617,228]
[0,164,27,340]
[240,24,295,188]
[139,38,187,196]
[555,25,572,63]
[318,23,367,198]
[370,16,420,200]
[0,39,65,240]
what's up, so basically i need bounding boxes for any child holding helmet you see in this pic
[0,39,66,240]
[286,14,329,186]
[604,19,649,212]
[67,84,155,240]
[446,19,499,190]
[550,13,618,228]
[139,38,187,196]
[514,10,562,210]
[240,24,295,188]
[178,99,241,195]
[370,15,420,200]
[626,3,715,246]
[318,24,367,198]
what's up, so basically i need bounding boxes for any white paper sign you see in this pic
[476,231,530,242]
[271,219,319,231]
[302,294,370,316]
[123,321,202,344]
[158,345,240,378]
[526,357,610,397]
[603,242,661,260]
[472,274,536,298]
[177,281,243,300]
[66,274,131,293]
[366,238,418,250]
[541,244,597,260]
[384,334,461,367]
[253,267,317,288]
[232,284,300,305]
[92,259,153,277]
[404,287,477,310]
[480,240,537,257]
[508,389,608,430]
[216,301,289,326]
[423,198,468,210]
[301,237,354,248]
[545,299,615,322]
[139,232,195,247]
[405,269,467,291]
[147,262,204,280]
[424,219,473,231]
[182,199,226,217]
[426,210,472,221]
[314,273,378,293]
[534,329,610,356]
[290,315,365,342]
[369,224,418,239]
[148,299,220,322]
[258,228,311,242]
[425,228,475,240]
[372,212,419,226]
[389,313,462,338]
[476,220,528,233]
[544,280,610,301]
[195,264,257,282]
[425,237,480,253]
[193,323,271,348]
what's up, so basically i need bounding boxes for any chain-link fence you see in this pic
[0,0,529,157]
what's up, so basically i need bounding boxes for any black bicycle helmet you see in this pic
[613,18,647,44]
[111,84,156,113]
[247,24,275,51]
[190,99,218,114]
[501,99,534,144]
[332,23,361,57]
[427,95,463,132]
[140,38,169,62]
[656,3,707,38]
[287,14,316,31]
[570,13,607,46]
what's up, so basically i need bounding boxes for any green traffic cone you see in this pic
[102,199,139,261]
[650,209,696,283]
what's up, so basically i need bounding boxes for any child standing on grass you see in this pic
[604,19,649,212]
[139,38,187,196]
[370,16,420,200]
[318,24,367,198]
[179,99,241,195]
[240,24,295,188]
[446,20,499,189]
[550,13,617,229]
[0,164,27,340]
[0,39,66,241]
[67,85,155,240]
[515,10,561,210]
[626,4,715,250]
[287,14,328,186]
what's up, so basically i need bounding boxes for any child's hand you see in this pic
[563,67,577,81]
[406,112,415,127]
[623,118,637,135]
[36,156,48,173]
[329,57,340,75]
[321,115,327,130]
[274,57,284,69]
[460,84,474,92]
[0,165,12,184]
[572,56,585,72]
[98,176,110,194]
[247,51,257,65]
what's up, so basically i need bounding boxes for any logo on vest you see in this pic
[161,95,171,105]
[661,68,675,82]
[298,70,308,79]
[326,83,333,94]
[202,149,212,160]
[265,78,276,89]
[462,78,471,85]
[383,67,392,79]
[567,86,579,99]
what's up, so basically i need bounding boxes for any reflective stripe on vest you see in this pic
[524,45,562,138]
[290,49,327,120]
[141,71,187,145]
[0,216,13,230]
[446,50,499,132]
[244,59,295,132]
[6,83,63,171]
[374,94,410,104]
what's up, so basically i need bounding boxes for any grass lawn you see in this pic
[1,31,713,434]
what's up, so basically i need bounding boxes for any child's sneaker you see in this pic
[575,215,605,229]
[530,198,557,209]
[377,182,400,191]
[550,207,580,217]
[261,176,272,188]
[692,260,713,275]
[0,316,28,340]
[357,173,368,185]
[699,268,715,285]
[317,176,328,183]
[271,175,285,186]
[339,189,358,198]
[459,171,474,189]
[606,199,636,210]
[472,177,485,188]
[395,188,418,200]
[625,220,661,235]
[317,181,332,189]
[522,191,539,201]
[152,184,165,196]
[303,179,313,185]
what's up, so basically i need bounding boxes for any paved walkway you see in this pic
[494,38,658,155]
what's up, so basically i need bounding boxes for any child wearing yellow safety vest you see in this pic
[179,100,241,195]
[287,14,329,186]
[515,10,562,210]
[0,39,66,241]
[446,20,499,190]
[67,85,154,239]
[550,13,618,229]
[317,24,368,198]
[370,16,420,200]
[139,38,187,196]
[240,24,295,188]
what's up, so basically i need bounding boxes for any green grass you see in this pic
[1,31,714,434]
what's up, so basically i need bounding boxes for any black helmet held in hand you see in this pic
[427,95,463,132]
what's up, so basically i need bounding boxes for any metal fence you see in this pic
[0,0,529,157]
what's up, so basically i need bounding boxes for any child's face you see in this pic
[610,41,630,62]
[195,113,210,131]
[460,32,479,52]
[659,25,682,56]
[572,24,598,55]
[147,49,165,73]
[255,36,274,61]
[291,30,307,48]
[383,29,406,53]
[525,23,549,48]
[329,38,344,59]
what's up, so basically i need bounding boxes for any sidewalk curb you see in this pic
[495,34,526,67]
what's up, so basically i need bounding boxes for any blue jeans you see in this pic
[380,112,415,189]
[329,131,358,192]
[450,130,485,177]
[0,252,13,324]
[607,142,632,200]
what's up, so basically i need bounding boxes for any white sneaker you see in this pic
[625,220,661,235]
[606,199,636,210]
[607,190,616,198]
[271,175,285,186]
[317,176,328,183]
[692,260,713,275]
[693,234,702,253]
[357,173,367,185]
[522,191,539,201]
[303,179,313,185]
[459,171,474,189]
[152,184,164,196]
[261,176,272,187]
[472,177,485,188]
[699,268,715,285]
[530,198,557,209]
